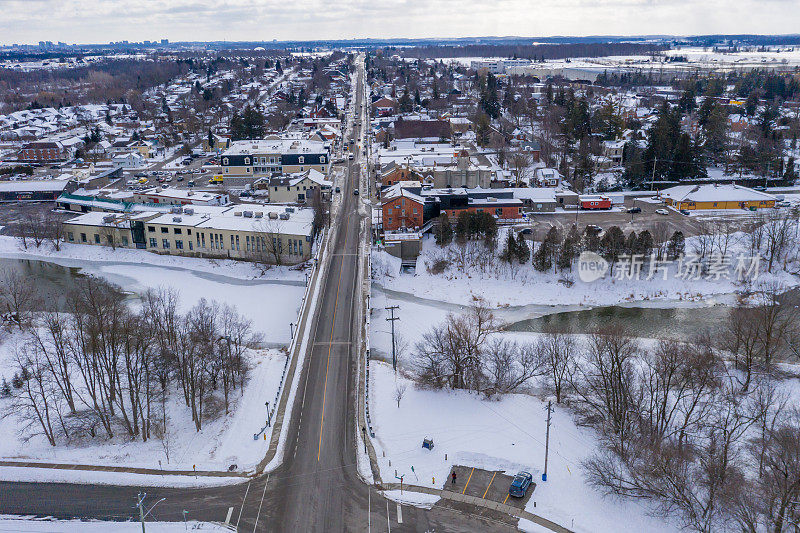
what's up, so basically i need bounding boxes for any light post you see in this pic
[289,322,295,340]
[361,426,367,454]
[266,400,272,427]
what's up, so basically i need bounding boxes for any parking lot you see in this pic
[435,465,535,525]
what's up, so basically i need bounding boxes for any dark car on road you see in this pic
[627,207,641,214]
[509,471,533,498]
[353,189,359,196]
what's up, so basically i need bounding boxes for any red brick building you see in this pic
[18,141,65,163]
[379,163,421,188]
[381,187,424,231]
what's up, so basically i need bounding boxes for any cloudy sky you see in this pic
[1,0,798,45]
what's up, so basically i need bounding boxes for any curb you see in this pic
[378,482,574,533]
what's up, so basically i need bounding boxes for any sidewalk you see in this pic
[378,482,574,533]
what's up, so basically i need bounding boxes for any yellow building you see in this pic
[660,184,776,210]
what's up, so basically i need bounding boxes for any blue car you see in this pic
[508,471,533,498]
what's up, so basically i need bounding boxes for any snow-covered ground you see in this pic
[367,357,676,533]
[0,236,309,479]
[0,324,286,473]
[0,516,227,531]
[372,230,800,309]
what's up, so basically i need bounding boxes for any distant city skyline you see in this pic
[1,0,799,46]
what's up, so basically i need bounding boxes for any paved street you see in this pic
[0,55,517,533]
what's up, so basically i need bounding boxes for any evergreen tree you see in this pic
[434,213,453,246]
[557,225,581,271]
[634,230,654,258]
[0,378,10,398]
[667,231,685,260]
[624,231,638,256]
[501,231,518,265]
[515,234,531,264]
[583,225,601,252]
[600,226,625,276]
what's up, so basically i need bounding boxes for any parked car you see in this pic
[655,208,669,215]
[335,186,341,193]
[176,176,184,182]
[680,209,691,215]
[508,471,533,498]
[627,207,641,214]
[776,201,791,208]
[353,189,359,196]
[518,228,532,235]
[348,153,354,160]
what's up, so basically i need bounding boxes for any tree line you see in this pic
[1,276,258,450]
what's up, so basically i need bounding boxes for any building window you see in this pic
[94,234,100,244]
[231,235,235,249]
[161,227,168,233]
[298,156,304,164]
[222,158,229,165]
[175,240,183,250]
[187,229,191,235]
[147,226,155,232]
[67,232,74,242]
[495,208,502,216]
[121,236,128,246]
[81,233,87,242]
[320,156,325,163]
[188,241,193,251]
[174,228,182,235]
[162,239,170,249]
[244,157,250,165]
[149,238,157,248]
[235,235,240,250]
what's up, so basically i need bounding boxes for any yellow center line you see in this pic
[461,467,475,495]
[482,471,497,499]
[502,493,510,505]
[317,193,350,462]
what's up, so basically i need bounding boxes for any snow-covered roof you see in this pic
[660,184,777,203]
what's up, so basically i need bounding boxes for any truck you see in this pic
[209,175,224,185]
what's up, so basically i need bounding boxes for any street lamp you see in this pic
[266,400,272,427]
[289,322,295,339]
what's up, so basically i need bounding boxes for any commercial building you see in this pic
[219,138,330,187]
[259,168,332,204]
[659,184,776,210]
[17,141,66,163]
[132,187,230,207]
[63,203,314,265]
[0,179,76,202]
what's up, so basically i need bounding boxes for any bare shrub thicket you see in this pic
[3,278,259,447]
[413,302,543,395]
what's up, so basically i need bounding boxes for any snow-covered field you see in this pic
[0,516,227,531]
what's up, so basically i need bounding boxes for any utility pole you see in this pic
[542,401,552,482]
[385,305,400,371]
[650,157,657,192]
[137,492,146,533]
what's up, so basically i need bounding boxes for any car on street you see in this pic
[776,201,791,208]
[518,228,532,235]
[348,153,354,160]
[353,189,359,196]
[680,209,691,215]
[655,208,669,215]
[509,471,533,498]
[627,207,641,214]
[335,186,341,193]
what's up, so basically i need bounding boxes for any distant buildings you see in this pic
[17,141,66,163]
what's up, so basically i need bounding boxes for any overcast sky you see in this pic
[1,0,798,45]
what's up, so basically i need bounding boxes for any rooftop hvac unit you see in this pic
[268,212,279,219]
[170,205,182,213]
[234,211,242,217]
[254,212,263,218]
[279,213,290,220]
[102,215,115,223]
[243,211,253,218]
[184,208,194,215]
[172,216,182,223]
